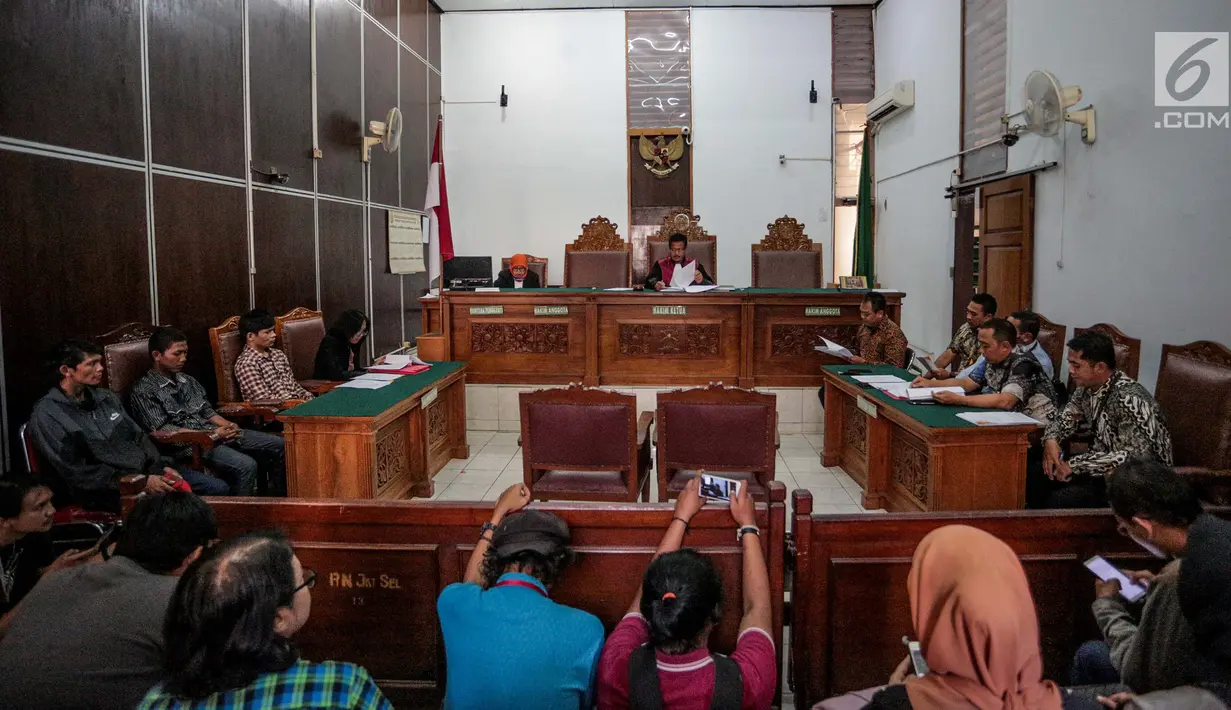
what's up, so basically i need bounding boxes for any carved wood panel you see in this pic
[890,431,929,506]
[375,426,409,494]
[770,324,860,357]
[1175,341,1231,367]
[571,216,626,251]
[619,324,720,357]
[842,398,867,457]
[758,216,813,251]
[426,401,447,446]
[471,323,569,354]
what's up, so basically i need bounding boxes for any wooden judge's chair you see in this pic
[1034,314,1067,373]
[207,316,293,421]
[1070,323,1142,387]
[519,385,653,502]
[646,212,717,283]
[656,384,777,502]
[563,216,632,289]
[1154,340,1231,505]
[273,308,337,395]
[500,254,549,286]
[95,322,216,470]
[750,216,823,288]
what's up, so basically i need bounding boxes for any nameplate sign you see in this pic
[533,305,569,316]
[805,306,841,317]
[856,396,879,418]
[469,306,504,316]
[420,387,439,407]
[652,306,687,316]
[326,571,403,590]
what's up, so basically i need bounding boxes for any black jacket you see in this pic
[493,269,542,289]
[314,332,364,380]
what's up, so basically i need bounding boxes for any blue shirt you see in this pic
[437,572,605,710]
[960,341,1054,389]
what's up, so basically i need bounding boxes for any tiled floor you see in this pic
[428,429,881,515]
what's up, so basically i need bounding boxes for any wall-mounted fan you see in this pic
[1005,70,1096,145]
[362,107,403,162]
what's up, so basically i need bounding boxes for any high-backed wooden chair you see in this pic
[207,316,289,419]
[519,385,653,502]
[1072,323,1141,383]
[647,212,717,283]
[95,323,216,469]
[750,216,823,288]
[563,216,632,289]
[656,384,776,502]
[273,308,336,395]
[1034,313,1067,372]
[1155,341,1231,505]
[500,254,549,286]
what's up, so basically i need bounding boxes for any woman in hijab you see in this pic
[864,525,1099,710]
[314,309,376,381]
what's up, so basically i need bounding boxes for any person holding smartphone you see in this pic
[597,478,776,710]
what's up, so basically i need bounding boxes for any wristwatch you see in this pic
[479,521,497,540]
[737,525,760,542]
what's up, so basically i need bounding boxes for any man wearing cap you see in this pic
[437,483,604,710]
[494,254,542,289]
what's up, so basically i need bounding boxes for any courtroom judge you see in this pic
[1040,332,1173,509]
[925,292,997,378]
[314,309,383,381]
[644,233,714,290]
[494,253,542,289]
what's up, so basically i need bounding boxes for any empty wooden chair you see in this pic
[750,216,823,288]
[563,216,632,289]
[656,384,776,502]
[519,385,653,502]
[1034,313,1067,373]
[1155,340,1231,505]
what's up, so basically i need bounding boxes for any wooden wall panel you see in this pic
[369,209,406,354]
[400,0,428,59]
[249,0,314,194]
[365,19,401,208]
[0,154,151,440]
[429,71,441,137]
[317,0,364,200]
[400,51,431,208]
[428,2,441,70]
[0,0,144,160]
[253,191,317,315]
[404,275,429,341]
[318,200,367,328]
[364,0,398,35]
[147,0,246,177]
[153,176,251,394]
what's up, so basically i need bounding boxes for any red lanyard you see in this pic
[495,579,547,597]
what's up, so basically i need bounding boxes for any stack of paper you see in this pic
[684,284,718,294]
[814,337,853,360]
[851,375,909,385]
[669,261,697,288]
[368,354,431,375]
[956,411,1043,426]
[337,378,392,390]
[880,384,965,401]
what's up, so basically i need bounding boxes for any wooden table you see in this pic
[277,362,469,500]
[821,364,1039,511]
[420,288,903,387]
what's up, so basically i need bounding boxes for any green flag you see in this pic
[852,125,874,279]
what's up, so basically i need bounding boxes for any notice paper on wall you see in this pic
[388,209,425,274]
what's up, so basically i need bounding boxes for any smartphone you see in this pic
[699,473,742,502]
[1084,555,1148,602]
[903,636,929,677]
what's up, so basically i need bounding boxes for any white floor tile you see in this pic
[792,471,845,488]
[440,458,469,472]
[487,432,521,447]
[466,431,495,447]
[467,452,516,471]
[465,385,500,421]
[773,389,803,424]
[434,481,493,501]
[814,503,866,514]
[452,468,502,485]
[799,422,824,435]
[467,419,499,431]
[801,387,823,425]
[478,444,520,458]
[782,456,826,475]
[432,467,463,485]
[497,387,525,423]
[800,487,857,504]
[779,422,803,435]
[777,434,813,453]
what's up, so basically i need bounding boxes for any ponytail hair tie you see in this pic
[661,592,677,600]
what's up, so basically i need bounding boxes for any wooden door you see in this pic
[978,174,1035,315]
[951,190,977,334]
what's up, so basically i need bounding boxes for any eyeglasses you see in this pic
[290,568,317,597]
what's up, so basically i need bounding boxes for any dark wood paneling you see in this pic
[369,209,405,354]
[400,0,428,59]
[318,200,367,329]
[365,19,400,208]
[153,175,250,395]
[629,137,691,208]
[404,272,430,341]
[364,0,398,35]
[400,51,430,208]
[249,0,314,193]
[253,191,317,315]
[317,0,364,200]
[0,0,144,159]
[429,69,441,135]
[0,153,150,441]
[147,0,245,177]
[428,2,441,70]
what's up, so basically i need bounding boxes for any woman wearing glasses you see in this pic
[138,531,391,709]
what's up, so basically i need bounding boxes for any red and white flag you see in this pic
[424,116,454,285]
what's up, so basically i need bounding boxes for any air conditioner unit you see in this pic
[867,80,915,123]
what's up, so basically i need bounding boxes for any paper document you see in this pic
[659,286,684,292]
[475,287,501,293]
[957,411,1044,426]
[669,261,696,288]
[368,354,428,372]
[851,375,908,385]
[880,385,965,400]
[684,284,718,294]
[603,287,634,291]
[336,379,393,390]
[354,373,401,382]
[814,337,853,359]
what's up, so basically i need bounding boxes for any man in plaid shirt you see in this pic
[234,310,313,403]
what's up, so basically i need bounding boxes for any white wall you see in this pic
[691,8,833,288]
[872,0,962,354]
[441,11,629,283]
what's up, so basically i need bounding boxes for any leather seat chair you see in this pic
[656,384,777,502]
[519,385,653,502]
[208,316,294,419]
[1034,314,1067,372]
[274,307,337,395]
[564,216,632,289]
[751,216,823,288]
[1154,341,1231,505]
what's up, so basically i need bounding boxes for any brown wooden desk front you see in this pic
[420,288,903,388]
[821,365,1038,511]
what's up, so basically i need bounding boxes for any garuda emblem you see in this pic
[639,134,685,179]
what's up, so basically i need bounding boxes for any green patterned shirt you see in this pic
[138,660,391,710]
